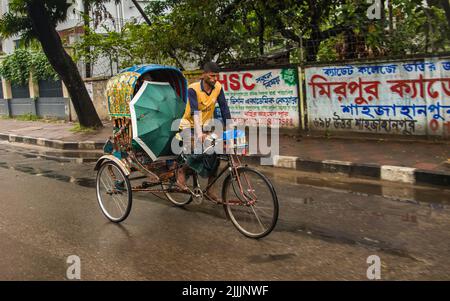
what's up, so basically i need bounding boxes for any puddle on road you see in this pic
[1,157,448,207]
[1,144,99,161]
[1,155,447,261]
[0,161,96,188]
[260,168,450,209]
[73,178,96,188]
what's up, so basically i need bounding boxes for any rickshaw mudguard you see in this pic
[94,155,131,176]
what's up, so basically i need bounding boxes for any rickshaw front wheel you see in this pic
[222,167,279,239]
[96,160,132,223]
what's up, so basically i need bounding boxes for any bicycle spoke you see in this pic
[252,205,273,218]
[100,177,111,193]
[111,193,125,213]
[96,162,132,223]
[250,205,266,232]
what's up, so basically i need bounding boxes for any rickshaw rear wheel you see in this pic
[96,160,132,223]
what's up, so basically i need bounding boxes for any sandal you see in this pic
[175,181,189,192]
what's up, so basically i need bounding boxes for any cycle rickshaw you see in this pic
[94,64,279,238]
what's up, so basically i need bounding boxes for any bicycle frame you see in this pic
[199,154,257,206]
[99,117,255,205]
[125,152,254,204]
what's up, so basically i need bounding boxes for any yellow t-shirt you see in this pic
[180,81,223,129]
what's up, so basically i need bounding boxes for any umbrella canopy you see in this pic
[130,81,186,161]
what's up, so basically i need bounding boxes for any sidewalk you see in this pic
[0,119,449,187]
[0,119,111,149]
[280,133,450,172]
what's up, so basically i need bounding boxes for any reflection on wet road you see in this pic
[0,142,449,280]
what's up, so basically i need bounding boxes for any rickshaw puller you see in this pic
[176,62,232,202]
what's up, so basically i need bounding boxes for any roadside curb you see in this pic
[1,132,448,188]
[243,155,450,188]
[0,132,104,150]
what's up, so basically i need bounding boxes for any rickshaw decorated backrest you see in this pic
[106,64,188,117]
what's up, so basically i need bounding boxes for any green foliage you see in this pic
[54,0,450,67]
[73,23,175,71]
[0,48,31,85]
[16,113,41,121]
[0,0,73,43]
[314,0,450,62]
[0,48,58,85]
[316,36,341,62]
[31,50,59,82]
[74,0,276,68]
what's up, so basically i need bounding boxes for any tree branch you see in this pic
[218,0,247,23]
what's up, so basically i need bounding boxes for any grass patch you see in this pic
[0,115,12,119]
[42,117,65,124]
[70,123,97,133]
[16,113,42,121]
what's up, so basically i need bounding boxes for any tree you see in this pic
[0,0,107,128]
[144,0,256,68]
[265,0,449,62]
[74,0,450,70]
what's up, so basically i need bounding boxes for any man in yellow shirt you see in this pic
[177,62,232,202]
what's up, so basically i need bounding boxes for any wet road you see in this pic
[0,142,449,280]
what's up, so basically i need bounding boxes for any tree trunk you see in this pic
[253,4,265,56]
[257,12,265,56]
[440,0,450,29]
[26,0,103,128]
[305,1,325,62]
[305,24,322,62]
[343,29,357,59]
[427,0,450,30]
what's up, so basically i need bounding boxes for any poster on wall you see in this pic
[305,59,450,136]
[85,82,94,102]
[219,68,299,128]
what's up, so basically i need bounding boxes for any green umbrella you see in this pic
[130,81,186,160]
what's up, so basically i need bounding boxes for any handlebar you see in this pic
[179,129,247,157]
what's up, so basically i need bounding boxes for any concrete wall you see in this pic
[86,77,110,121]
[0,77,69,120]
[89,65,301,129]
[9,98,35,116]
[0,99,8,115]
[304,56,450,138]
[36,97,66,119]
[68,77,111,122]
